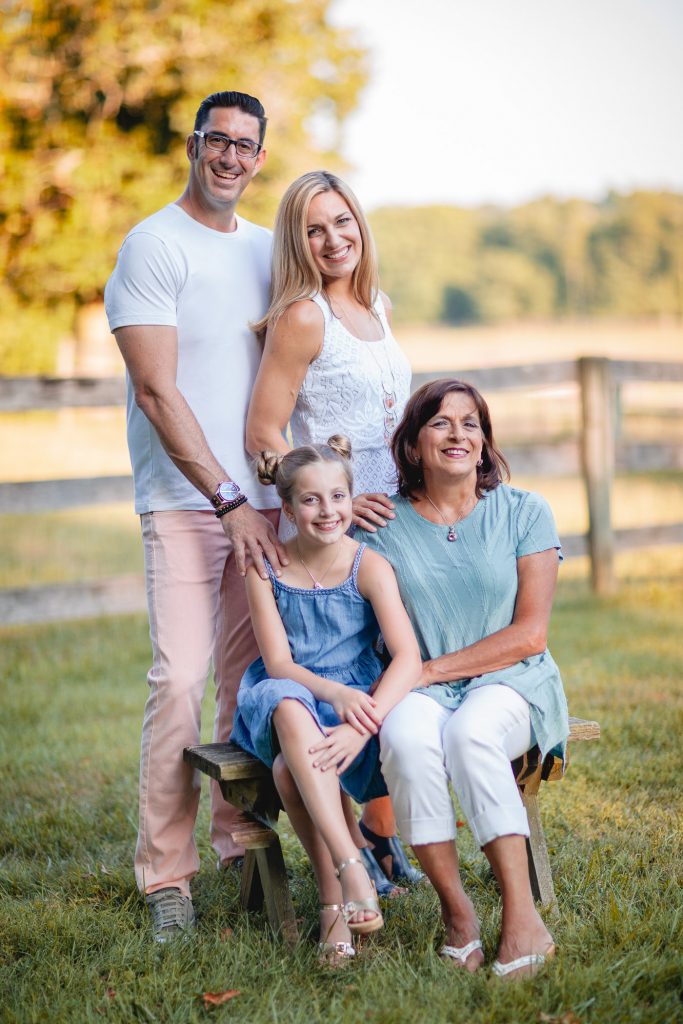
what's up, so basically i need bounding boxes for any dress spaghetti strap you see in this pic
[263,558,279,587]
[351,543,366,589]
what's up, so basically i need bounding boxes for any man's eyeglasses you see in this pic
[194,131,262,159]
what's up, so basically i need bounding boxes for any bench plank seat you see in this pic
[184,714,600,937]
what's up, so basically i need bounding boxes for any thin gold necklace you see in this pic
[422,492,477,542]
[296,539,342,589]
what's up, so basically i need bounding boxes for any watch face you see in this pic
[216,482,241,504]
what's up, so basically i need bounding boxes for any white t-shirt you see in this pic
[105,203,279,513]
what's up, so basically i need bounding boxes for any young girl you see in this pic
[230,436,421,963]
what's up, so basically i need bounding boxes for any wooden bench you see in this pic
[184,714,600,940]
[512,715,600,911]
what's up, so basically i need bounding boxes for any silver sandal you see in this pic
[336,857,384,935]
[318,902,355,964]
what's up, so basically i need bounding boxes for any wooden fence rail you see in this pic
[2,356,682,624]
[3,357,682,413]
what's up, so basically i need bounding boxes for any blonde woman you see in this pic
[246,170,421,893]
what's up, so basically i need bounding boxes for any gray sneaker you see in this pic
[145,887,196,943]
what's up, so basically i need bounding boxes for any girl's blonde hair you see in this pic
[253,171,380,336]
[257,435,353,506]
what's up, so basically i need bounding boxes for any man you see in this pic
[104,90,287,942]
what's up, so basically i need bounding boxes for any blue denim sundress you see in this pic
[230,543,388,802]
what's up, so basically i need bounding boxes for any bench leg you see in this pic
[240,850,264,912]
[254,844,299,947]
[520,787,557,913]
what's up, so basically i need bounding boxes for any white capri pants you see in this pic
[380,685,532,849]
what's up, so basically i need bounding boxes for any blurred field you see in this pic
[2,475,683,590]
[397,319,683,371]
[2,321,682,483]
[2,320,681,592]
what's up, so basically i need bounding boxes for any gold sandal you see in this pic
[318,903,355,965]
[336,857,384,935]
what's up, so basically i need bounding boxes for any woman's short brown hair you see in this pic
[391,378,510,499]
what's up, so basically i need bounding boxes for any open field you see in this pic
[397,319,683,372]
[2,320,682,483]
[2,473,683,589]
[1,559,682,1024]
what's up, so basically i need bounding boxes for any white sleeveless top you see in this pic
[289,293,412,498]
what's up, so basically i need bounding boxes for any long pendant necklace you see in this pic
[365,339,398,445]
[423,492,477,542]
[296,539,342,589]
[324,290,398,445]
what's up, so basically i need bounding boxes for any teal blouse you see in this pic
[364,485,569,759]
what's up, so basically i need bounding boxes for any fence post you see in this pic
[578,357,615,594]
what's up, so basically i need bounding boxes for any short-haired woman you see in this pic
[365,378,570,978]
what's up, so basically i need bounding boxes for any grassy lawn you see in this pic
[1,558,682,1024]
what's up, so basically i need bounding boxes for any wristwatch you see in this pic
[209,481,242,510]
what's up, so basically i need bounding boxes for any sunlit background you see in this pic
[2,11,682,1017]
[1,0,682,609]
[332,0,683,208]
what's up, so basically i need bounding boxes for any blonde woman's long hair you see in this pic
[253,170,380,337]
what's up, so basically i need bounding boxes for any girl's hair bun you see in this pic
[326,434,352,460]
[256,450,283,486]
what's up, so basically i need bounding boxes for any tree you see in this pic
[588,191,683,319]
[370,206,479,323]
[0,0,367,372]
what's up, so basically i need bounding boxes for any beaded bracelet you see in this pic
[214,494,248,518]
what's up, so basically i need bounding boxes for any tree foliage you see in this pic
[1,1,681,375]
[371,191,683,326]
[0,0,367,371]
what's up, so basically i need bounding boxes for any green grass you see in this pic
[0,504,141,588]
[1,569,682,1024]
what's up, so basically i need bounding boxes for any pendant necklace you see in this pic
[365,339,398,445]
[324,289,398,445]
[423,492,477,542]
[296,539,341,589]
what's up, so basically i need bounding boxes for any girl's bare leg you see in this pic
[272,753,351,948]
[272,699,380,927]
[340,792,366,848]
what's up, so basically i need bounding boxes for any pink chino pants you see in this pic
[137,507,280,897]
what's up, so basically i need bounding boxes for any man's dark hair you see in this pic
[193,91,267,144]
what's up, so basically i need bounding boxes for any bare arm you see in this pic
[355,549,421,718]
[245,301,324,457]
[246,566,381,734]
[114,324,287,577]
[309,549,421,773]
[419,547,560,686]
[380,290,393,324]
[116,324,228,493]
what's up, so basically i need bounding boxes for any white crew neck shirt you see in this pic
[105,203,279,513]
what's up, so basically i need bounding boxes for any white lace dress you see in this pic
[282,293,411,537]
